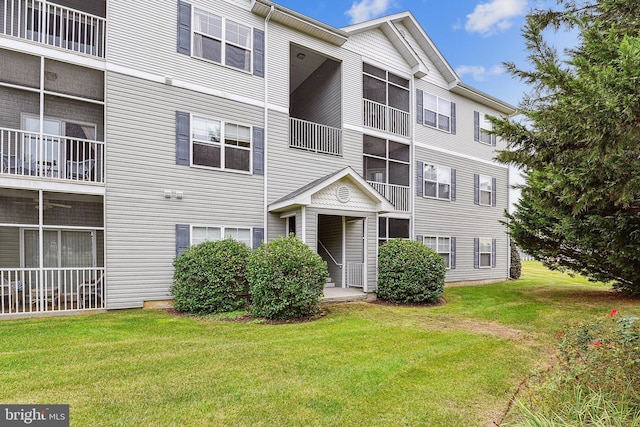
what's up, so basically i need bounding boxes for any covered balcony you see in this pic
[363,63,410,138]
[0,0,106,57]
[289,44,342,156]
[363,135,411,212]
[0,189,105,315]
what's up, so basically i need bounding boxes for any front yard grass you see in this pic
[1,261,638,426]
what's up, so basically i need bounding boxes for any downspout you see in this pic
[263,5,274,242]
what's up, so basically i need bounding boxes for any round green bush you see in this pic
[247,235,328,320]
[171,239,250,314]
[377,238,445,304]
[510,243,522,280]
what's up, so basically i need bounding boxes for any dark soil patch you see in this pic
[368,297,447,308]
[163,308,328,324]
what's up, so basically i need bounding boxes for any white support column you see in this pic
[301,206,306,244]
[363,216,369,293]
[341,216,346,288]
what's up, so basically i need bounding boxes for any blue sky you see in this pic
[275,0,576,109]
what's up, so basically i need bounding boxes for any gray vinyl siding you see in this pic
[107,0,265,102]
[265,112,362,204]
[414,147,509,282]
[415,81,506,163]
[105,72,264,308]
[290,59,341,128]
[343,29,412,76]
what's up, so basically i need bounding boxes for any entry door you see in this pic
[23,116,62,176]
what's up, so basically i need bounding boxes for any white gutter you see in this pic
[263,5,274,242]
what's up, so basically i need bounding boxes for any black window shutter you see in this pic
[253,126,264,175]
[473,173,479,205]
[252,227,264,249]
[450,102,456,134]
[492,177,497,206]
[451,237,456,269]
[175,224,190,257]
[177,1,191,55]
[176,111,190,166]
[473,238,479,269]
[450,168,456,201]
[416,89,423,124]
[415,234,423,242]
[253,28,265,77]
[474,111,480,142]
[492,238,497,268]
[417,161,424,197]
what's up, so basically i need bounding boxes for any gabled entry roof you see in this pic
[268,167,396,214]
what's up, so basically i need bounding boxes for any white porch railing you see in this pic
[346,263,364,288]
[289,117,342,156]
[0,267,105,314]
[1,0,106,57]
[367,181,411,212]
[1,127,104,183]
[363,99,410,137]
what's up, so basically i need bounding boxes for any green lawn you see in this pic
[1,261,638,426]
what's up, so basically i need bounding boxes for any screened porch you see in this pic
[0,188,104,315]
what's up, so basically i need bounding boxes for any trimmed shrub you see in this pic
[377,238,445,304]
[171,239,250,314]
[247,235,328,320]
[510,243,522,279]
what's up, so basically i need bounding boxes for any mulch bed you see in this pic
[368,297,447,308]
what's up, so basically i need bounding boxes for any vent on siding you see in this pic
[336,186,351,203]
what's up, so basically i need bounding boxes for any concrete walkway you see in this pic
[321,287,372,303]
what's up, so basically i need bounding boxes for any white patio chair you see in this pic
[66,159,95,181]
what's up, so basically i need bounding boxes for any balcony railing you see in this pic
[0,267,105,315]
[363,99,410,138]
[1,127,104,184]
[1,0,106,57]
[368,181,411,212]
[289,117,342,156]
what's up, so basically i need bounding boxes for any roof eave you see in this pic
[451,82,517,116]
[252,0,348,46]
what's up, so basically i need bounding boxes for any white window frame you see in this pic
[192,8,253,73]
[478,113,493,145]
[423,236,451,269]
[363,136,410,187]
[423,93,452,132]
[191,225,252,247]
[21,228,98,268]
[479,237,493,268]
[423,163,451,200]
[191,114,252,173]
[378,217,410,245]
[479,174,493,206]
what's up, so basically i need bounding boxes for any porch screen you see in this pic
[23,230,94,268]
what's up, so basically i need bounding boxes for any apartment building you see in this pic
[0,0,515,316]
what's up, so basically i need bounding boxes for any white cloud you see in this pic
[346,0,393,24]
[465,0,527,36]
[455,64,504,81]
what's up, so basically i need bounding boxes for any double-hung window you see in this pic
[193,8,251,72]
[475,174,494,206]
[378,217,410,246]
[477,238,494,268]
[192,226,252,247]
[423,93,452,132]
[192,116,251,172]
[474,111,496,145]
[424,164,452,200]
[424,236,452,269]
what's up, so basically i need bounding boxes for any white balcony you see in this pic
[363,99,410,138]
[368,181,410,212]
[0,267,105,314]
[1,127,104,184]
[1,0,106,57]
[289,117,342,156]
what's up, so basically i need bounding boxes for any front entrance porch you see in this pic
[322,286,369,303]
